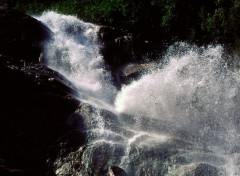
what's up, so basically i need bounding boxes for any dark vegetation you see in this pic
[2,0,240,84]
[2,0,240,49]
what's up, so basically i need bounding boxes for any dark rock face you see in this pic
[99,26,166,71]
[98,26,146,88]
[0,56,81,175]
[0,55,80,175]
[98,26,165,88]
[0,9,80,175]
[99,26,134,70]
[0,9,51,63]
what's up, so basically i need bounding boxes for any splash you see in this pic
[36,12,240,175]
[114,43,240,175]
[115,44,238,119]
[115,44,240,134]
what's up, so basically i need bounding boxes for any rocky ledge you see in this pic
[0,9,80,176]
[0,55,80,176]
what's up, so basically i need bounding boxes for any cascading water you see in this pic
[36,12,116,106]
[36,12,240,175]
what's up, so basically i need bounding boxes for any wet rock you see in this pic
[0,165,25,176]
[108,166,127,176]
[0,158,25,176]
[120,63,145,77]
[98,26,134,71]
[0,54,79,176]
[189,163,225,176]
[98,26,160,87]
[50,102,229,176]
[115,62,159,86]
[0,9,51,63]
[98,26,165,73]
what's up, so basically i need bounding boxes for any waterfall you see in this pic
[36,11,117,107]
[116,43,240,147]
[36,12,240,176]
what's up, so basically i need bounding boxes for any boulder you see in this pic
[114,62,158,87]
[0,9,51,63]
[108,166,128,176]
[0,54,79,176]
[0,9,88,176]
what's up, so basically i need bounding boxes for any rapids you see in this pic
[36,12,240,176]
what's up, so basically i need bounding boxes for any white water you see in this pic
[36,12,116,105]
[36,12,240,175]
[116,44,240,145]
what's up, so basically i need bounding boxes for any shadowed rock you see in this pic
[108,166,128,176]
[0,54,79,175]
[0,9,51,63]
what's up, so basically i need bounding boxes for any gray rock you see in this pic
[108,166,127,176]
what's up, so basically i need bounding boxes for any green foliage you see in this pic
[151,0,175,27]
[9,0,240,50]
[82,0,128,24]
[199,0,240,44]
[15,1,47,15]
[50,0,78,15]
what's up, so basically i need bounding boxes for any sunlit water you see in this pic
[36,12,116,106]
[36,12,240,175]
